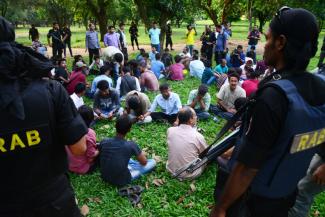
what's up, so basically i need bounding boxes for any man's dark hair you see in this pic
[174,55,182,63]
[140,48,145,54]
[122,66,131,73]
[94,55,100,60]
[142,53,149,58]
[178,107,194,125]
[74,82,86,94]
[53,22,58,26]
[204,60,212,68]
[216,24,222,29]
[97,80,109,91]
[114,53,123,63]
[99,65,112,75]
[237,45,243,50]
[234,97,248,111]
[228,72,240,81]
[58,58,66,66]
[116,114,132,135]
[164,48,169,52]
[193,49,199,56]
[128,95,141,110]
[119,22,125,27]
[155,53,161,60]
[108,25,115,30]
[152,21,157,25]
[198,84,208,96]
[159,83,169,91]
[192,55,199,60]
[78,105,94,128]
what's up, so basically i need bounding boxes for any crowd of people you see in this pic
[3,6,325,216]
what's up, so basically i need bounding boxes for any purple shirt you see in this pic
[169,63,184,81]
[104,33,120,48]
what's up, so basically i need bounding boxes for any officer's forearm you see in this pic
[216,162,258,211]
[68,135,87,156]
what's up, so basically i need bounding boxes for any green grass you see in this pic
[27,19,324,216]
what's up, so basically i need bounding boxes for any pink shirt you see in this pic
[66,128,97,174]
[169,63,184,81]
[242,79,259,97]
[140,70,159,91]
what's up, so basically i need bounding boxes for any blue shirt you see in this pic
[85,31,100,49]
[231,52,246,68]
[151,60,165,79]
[214,64,228,74]
[149,28,161,45]
[149,51,158,61]
[215,32,227,51]
[149,92,182,115]
[91,75,113,94]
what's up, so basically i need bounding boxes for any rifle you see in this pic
[173,128,239,178]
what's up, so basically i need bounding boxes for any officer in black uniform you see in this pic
[0,16,88,217]
[210,7,325,217]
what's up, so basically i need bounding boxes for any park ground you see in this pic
[16,20,325,217]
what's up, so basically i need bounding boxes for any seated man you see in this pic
[144,83,182,125]
[125,90,152,124]
[139,61,159,91]
[168,55,185,81]
[100,115,156,187]
[207,58,228,85]
[70,82,86,109]
[166,107,208,180]
[209,73,246,120]
[116,66,141,98]
[89,55,104,75]
[161,48,174,69]
[93,80,122,120]
[151,53,166,79]
[90,65,113,97]
[189,55,205,79]
[149,46,158,61]
[187,84,211,120]
[230,45,245,68]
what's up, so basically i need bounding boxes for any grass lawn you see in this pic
[21,19,324,216]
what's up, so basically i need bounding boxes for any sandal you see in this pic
[127,193,141,207]
[118,185,144,197]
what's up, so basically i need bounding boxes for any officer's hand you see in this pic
[209,206,226,217]
[312,163,325,185]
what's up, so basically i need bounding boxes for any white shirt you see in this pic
[189,60,205,79]
[70,93,84,109]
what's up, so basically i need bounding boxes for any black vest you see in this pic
[120,75,137,96]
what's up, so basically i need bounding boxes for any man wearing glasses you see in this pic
[210,7,325,217]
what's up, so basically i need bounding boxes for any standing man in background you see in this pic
[85,23,101,65]
[166,21,174,51]
[149,21,161,52]
[129,21,140,50]
[29,24,39,42]
[47,22,63,59]
[186,24,197,56]
[62,23,73,58]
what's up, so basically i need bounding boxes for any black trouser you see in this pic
[166,36,173,49]
[214,166,297,217]
[130,35,139,49]
[88,48,100,65]
[52,43,63,59]
[0,175,81,217]
[64,40,73,57]
[214,50,226,65]
[151,112,177,124]
[201,45,213,63]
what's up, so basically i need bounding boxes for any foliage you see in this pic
[252,0,282,32]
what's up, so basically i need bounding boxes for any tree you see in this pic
[86,0,111,41]
[252,0,282,32]
[195,0,219,26]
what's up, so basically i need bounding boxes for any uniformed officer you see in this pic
[210,7,325,217]
[0,17,88,217]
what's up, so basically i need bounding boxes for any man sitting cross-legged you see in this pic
[125,90,152,124]
[187,84,211,120]
[100,115,156,187]
[143,83,182,125]
[93,80,122,120]
[166,107,208,180]
[209,72,246,120]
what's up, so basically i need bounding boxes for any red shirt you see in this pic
[66,70,86,95]
[169,63,184,81]
[242,79,259,97]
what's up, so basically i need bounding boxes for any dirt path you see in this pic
[45,39,265,58]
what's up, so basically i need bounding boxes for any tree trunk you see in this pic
[248,0,253,31]
[221,0,235,24]
[258,14,266,33]
[97,15,107,41]
[159,14,169,53]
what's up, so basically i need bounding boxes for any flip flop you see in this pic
[118,185,144,197]
[127,193,141,207]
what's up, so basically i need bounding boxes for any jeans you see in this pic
[52,43,63,59]
[151,44,160,52]
[128,159,156,180]
[288,154,325,217]
[209,104,233,120]
[187,45,194,56]
[166,36,173,49]
[194,109,210,120]
[214,50,226,65]
[207,76,217,85]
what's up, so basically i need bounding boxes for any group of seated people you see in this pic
[49,44,271,187]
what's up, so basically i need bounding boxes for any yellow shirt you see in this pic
[186,29,195,45]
